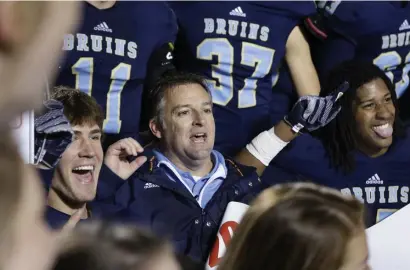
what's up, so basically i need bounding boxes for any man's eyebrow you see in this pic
[171,101,212,113]
[358,98,374,104]
[73,128,102,135]
[90,128,102,135]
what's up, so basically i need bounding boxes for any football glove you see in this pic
[284,81,349,133]
[34,99,73,168]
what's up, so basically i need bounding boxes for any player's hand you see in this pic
[52,207,85,243]
[60,207,85,233]
[34,99,73,169]
[284,81,349,133]
[104,138,147,180]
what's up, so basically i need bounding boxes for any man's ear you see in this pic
[149,119,162,139]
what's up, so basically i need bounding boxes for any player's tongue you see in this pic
[373,123,393,138]
[72,165,94,184]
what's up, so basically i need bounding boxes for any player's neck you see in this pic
[162,150,213,178]
[357,145,389,158]
[86,0,116,10]
[47,188,88,219]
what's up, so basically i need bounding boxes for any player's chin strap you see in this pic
[246,126,289,166]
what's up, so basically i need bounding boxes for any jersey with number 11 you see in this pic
[56,1,176,136]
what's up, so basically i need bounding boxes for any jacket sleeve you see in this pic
[95,165,127,199]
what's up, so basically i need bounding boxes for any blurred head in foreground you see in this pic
[218,183,369,270]
[0,2,80,124]
[0,129,56,270]
[53,221,181,270]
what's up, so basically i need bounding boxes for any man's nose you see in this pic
[78,139,95,158]
[192,110,205,126]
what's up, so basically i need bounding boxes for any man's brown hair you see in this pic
[51,86,104,129]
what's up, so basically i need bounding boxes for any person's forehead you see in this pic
[356,78,389,98]
[168,83,209,99]
[72,123,101,132]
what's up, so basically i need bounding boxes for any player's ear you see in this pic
[149,119,162,139]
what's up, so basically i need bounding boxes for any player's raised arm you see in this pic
[235,120,295,176]
[285,25,321,96]
[235,82,349,176]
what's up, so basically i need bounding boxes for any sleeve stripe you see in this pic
[168,42,174,50]
[305,17,328,39]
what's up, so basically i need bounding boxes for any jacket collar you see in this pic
[135,148,254,201]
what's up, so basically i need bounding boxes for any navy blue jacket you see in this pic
[92,151,263,263]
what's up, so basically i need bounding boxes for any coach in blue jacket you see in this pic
[93,72,261,263]
[92,71,347,263]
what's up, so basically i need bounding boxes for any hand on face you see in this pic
[34,99,74,169]
[104,138,147,180]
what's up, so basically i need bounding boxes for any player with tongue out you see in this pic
[248,60,409,228]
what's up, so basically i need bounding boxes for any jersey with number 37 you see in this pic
[56,1,176,136]
[170,2,316,156]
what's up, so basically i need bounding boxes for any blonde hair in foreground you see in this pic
[218,183,365,270]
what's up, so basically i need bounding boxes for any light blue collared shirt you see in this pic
[153,149,227,208]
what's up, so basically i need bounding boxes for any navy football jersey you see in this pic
[267,130,410,227]
[269,63,299,125]
[56,2,177,138]
[46,206,90,229]
[312,1,410,119]
[170,1,316,156]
